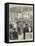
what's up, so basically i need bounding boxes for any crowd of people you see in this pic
[9,21,32,40]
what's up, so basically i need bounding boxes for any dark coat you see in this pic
[13,31,18,39]
[24,27,29,33]
[23,27,29,39]
[17,27,21,34]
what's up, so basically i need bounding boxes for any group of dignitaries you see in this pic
[10,21,32,40]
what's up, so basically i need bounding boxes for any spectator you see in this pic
[12,28,18,40]
[23,24,29,39]
[17,21,21,34]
